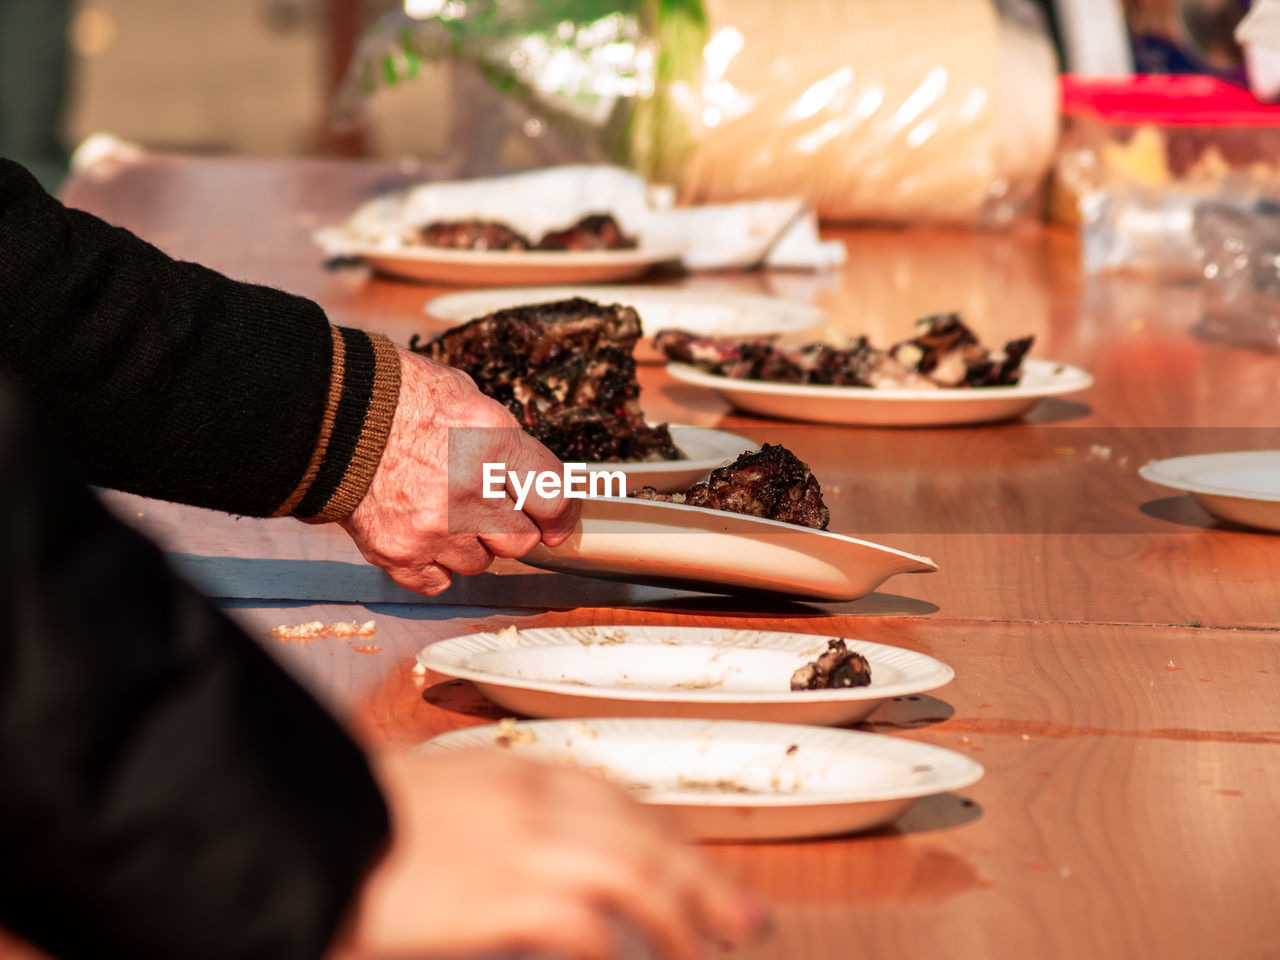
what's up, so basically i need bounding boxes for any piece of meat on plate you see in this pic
[635,443,830,530]
[887,313,1033,387]
[789,639,872,690]
[654,314,1033,388]
[411,297,680,463]
[536,213,638,251]
[418,220,532,251]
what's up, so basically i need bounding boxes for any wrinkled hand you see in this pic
[331,750,765,960]
[340,348,579,595]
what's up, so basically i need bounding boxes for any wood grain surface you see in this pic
[9,154,1273,960]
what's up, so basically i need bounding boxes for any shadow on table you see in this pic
[734,835,983,906]
[1023,397,1092,425]
[858,694,954,731]
[754,793,981,850]
[1139,495,1264,533]
[172,554,696,608]
[880,792,984,836]
[420,678,510,721]
[173,554,940,616]
[634,592,939,618]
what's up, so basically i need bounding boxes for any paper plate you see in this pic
[417,625,954,726]
[587,426,754,494]
[416,717,983,841]
[665,358,1094,426]
[352,244,682,286]
[1139,450,1280,532]
[519,496,937,602]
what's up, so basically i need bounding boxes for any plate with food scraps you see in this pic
[416,717,983,841]
[519,496,936,602]
[343,242,684,287]
[665,358,1094,427]
[1139,450,1280,532]
[416,625,954,726]
[587,425,755,494]
[424,286,827,363]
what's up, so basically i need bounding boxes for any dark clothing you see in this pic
[0,157,400,522]
[0,157,399,958]
[0,382,389,959]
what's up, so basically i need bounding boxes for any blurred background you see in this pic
[5,0,1280,340]
[60,0,453,159]
[33,0,1267,166]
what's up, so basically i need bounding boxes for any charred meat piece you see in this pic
[653,330,881,385]
[410,298,681,463]
[790,639,872,690]
[635,443,830,530]
[418,220,532,251]
[888,313,1032,387]
[536,213,637,251]
[417,214,637,252]
[857,350,939,390]
[651,329,773,379]
[655,313,1033,388]
[968,335,1034,387]
[654,329,914,387]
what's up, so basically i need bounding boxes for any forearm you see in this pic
[0,381,389,959]
[0,158,399,520]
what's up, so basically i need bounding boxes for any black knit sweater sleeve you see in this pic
[0,158,399,521]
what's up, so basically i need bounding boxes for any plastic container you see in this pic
[1238,0,1280,101]
[1053,75,1280,228]
[340,0,1060,227]
[1054,76,1280,278]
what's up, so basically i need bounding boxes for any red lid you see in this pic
[1061,74,1280,127]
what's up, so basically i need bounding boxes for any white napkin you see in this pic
[313,164,844,272]
[69,133,145,181]
[1238,0,1280,101]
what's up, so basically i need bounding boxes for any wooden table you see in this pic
[25,155,1280,958]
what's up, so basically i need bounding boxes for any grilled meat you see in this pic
[417,213,637,253]
[789,639,871,690]
[653,329,869,383]
[654,313,1032,388]
[411,298,681,463]
[635,443,829,530]
[419,220,531,251]
[536,213,637,251]
[889,313,1032,387]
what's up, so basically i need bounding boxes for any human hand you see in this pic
[331,750,765,960]
[340,348,580,595]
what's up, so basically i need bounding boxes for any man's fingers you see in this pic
[433,538,495,577]
[510,476,581,545]
[534,500,581,547]
[474,496,543,559]
[525,847,702,960]
[535,773,764,951]
[480,528,542,559]
[388,561,453,597]
[664,843,767,950]
[491,897,617,960]
[492,432,581,545]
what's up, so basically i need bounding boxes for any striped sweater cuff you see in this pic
[273,328,401,523]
